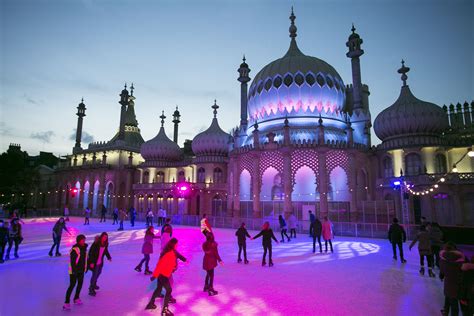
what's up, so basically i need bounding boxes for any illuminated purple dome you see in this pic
[141,112,182,162]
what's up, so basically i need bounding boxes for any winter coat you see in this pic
[129,208,136,218]
[322,221,333,241]
[203,241,222,271]
[101,205,107,215]
[87,242,111,268]
[309,213,316,223]
[440,250,465,299]
[69,243,88,275]
[162,224,173,237]
[409,231,432,256]
[0,227,8,244]
[388,223,406,244]
[161,232,172,252]
[146,210,154,218]
[288,215,297,229]
[279,217,287,229]
[310,219,322,237]
[235,227,251,244]
[429,227,443,247]
[253,229,278,246]
[201,218,212,233]
[142,232,159,254]
[152,250,177,278]
[52,221,68,237]
[461,263,474,303]
[84,209,91,218]
[9,221,22,239]
[119,209,128,221]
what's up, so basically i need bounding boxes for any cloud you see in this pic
[23,93,44,105]
[30,131,55,143]
[0,122,12,136]
[69,129,95,143]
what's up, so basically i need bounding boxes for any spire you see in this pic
[289,6,297,39]
[284,7,304,57]
[160,111,166,127]
[172,106,181,144]
[351,23,356,33]
[398,59,410,87]
[130,83,134,96]
[212,99,219,118]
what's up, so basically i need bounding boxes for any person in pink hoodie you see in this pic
[135,226,160,275]
[322,216,334,253]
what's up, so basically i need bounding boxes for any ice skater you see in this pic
[112,208,119,225]
[235,222,251,264]
[440,242,465,316]
[135,226,160,275]
[310,216,323,253]
[146,238,180,315]
[87,232,112,296]
[146,208,154,227]
[322,216,334,253]
[49,217,71,257]
[0,220,9,263]
[6,218,23,260]
[308,210,316,237]
[428,222,443,268]
[129,206,136,227]
[64,205,70,222]
[409,225,435,277]
[118,208,127,231]
[203,232,223,296]
[288,212,297,238]
[63,234,88,311]
[460,256,474,315]
[84,207,91,225]
[157,208,165,227]
[278,215,290,242]
[252,221,279,267]
[388,217,407,263]
[161,219,173,252]
[200,214,212,237]
[99,204,107,223]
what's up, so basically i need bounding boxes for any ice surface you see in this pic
[0,217,444,316]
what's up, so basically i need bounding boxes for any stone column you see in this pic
[232,157,241,217]
[282,149,292,215]
[318,151,328,217]
[348,151,358,221]
[251,152,261,218]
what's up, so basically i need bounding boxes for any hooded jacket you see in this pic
[152,250,177,278]
[69,243,88,275]
[440,250,465,298]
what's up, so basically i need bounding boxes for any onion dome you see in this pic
[247,8,345,127]
[374,61,449,147]
[192,100,231,157]
[140,111,182,161]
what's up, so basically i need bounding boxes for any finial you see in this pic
[212,99,219,118]
[130,83,134,96]
[289,7,297,39]
[284,115,289,127]
[176,105,178,111]
[124,83,127,89]
[397,59,410,86]
[254,121,259,131]
[159,110,166,127]
[81,97,84,103]
[243,54,246,62]
[318,114,323,126]
[351,23,356,33]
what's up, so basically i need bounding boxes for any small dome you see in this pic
[141,127,182,161]
[374,85,449,141]
[192,118,231,157]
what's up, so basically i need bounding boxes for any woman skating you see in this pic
[235,223,251,264]
[252,221,279,267]
[146,208,154,227]
[112,208,119,225]
[135,226,160,275]
[5,218,23,260]
[409,225,435,277]
[84,207,91,225]
[322,216,334,253]
[146,238,180,315]
[49,217,70,257]
[278,215,290,242]
[203,233,223,296]
[63,234,88,311]
[87,232,112,296]
[288,213,297,238]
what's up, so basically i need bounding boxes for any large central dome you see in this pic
[247,10,346,130]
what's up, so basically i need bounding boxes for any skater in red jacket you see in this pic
[203,233,223,296]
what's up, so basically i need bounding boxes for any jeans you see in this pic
[432,245,441,267]
[89,264,103,290]
[65,273,84,303]
[313,235,322,253]
[0,242,6,261]
[150,275,172,309]
[280,228,290,241]
[119,220,124,230]
[444,296,459,316]
[84,217,89,225]
[130,216,135,227]
[157,217,164,226]
[238,242,247,261]
[138,254,150,270]
[263,244,273,263]
[309,222,315,236]
[50,234,62,255]
[100,213,106,222]
[391,242,405,260]
[113,214,118,224]
[205,269,215,289]
[325,239,333,252]
[290,228,296,238]
[419,254,434,268]
[7,237,20,256]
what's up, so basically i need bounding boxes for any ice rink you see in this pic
[0,217,444,316]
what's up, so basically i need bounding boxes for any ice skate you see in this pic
[88,289,96,296]
[169,297,177,304]
[14,253,19,258]
[238,258,242,263]
[145,302,157,310]
[203,285,209,292]
[161,306,174,315]
[244,259,249,264]
[269,261,274,267]
[428,269,435,278]
[419,267,425,275]
[144,269,152,275]
[208,288,218,296]
[49,251,53,257]
[401,259,407,263]
[393,256,397,260]
[73,299,82,305]
[55,252,62,257]
[62,303,71,311]
[94,285,100,290]
[134,266,141,272]
[262,261,266,266]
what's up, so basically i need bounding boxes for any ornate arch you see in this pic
[239,153,254,175]
[259,151,283,180]
[326,150,349,175]
[291,149,319,185]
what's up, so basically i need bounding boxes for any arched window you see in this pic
[156,171,165,183]
[213,167,223,183]
[383,157,393,178]
[178,170,186,182]
[434,154,447,174]
[197,167,206,183]
[405,153,422,176]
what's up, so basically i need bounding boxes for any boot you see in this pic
[287,238,291,242]
[161,306,174,315]
[401,259,407,263]
[262,261,266,266]
[269,261,274,267]
[5,255,9,261]
[89,289,96,296]
[169,296,177,304]
[144,269,152,275]
[73,298,82,305]
[419,267,425,275]
[428,269,436,278]
[135,266,142,272]
[244,259,249,264]
[14,253,19,258]
[55,252,62,257]
[62,303,71,311]
[94,285,100,290]
[237,258,242,263]
[145,302,157,310]
[203,284,209,292]
[48,251,53,257]
[208,288,218,296]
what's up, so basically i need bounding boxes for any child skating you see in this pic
[135,226,160,275]
[252,221,279,267]
[203,233,223,296]
[63,234,88,311]
[235,223,251,264]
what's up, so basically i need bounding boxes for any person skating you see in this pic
[428,222,444,269]
[99,204,107,223]
[145,238,180,315]
[63,234,88,311]
[235,223,251,264]
[278,215,290,242]
[200,214,212,237]
[129,206,137,227]
[288,213,297,238]
[409,225,435,277]
[0,220,9,263]
[161,219,173,252]
[322,216,334,253]
[252,221,279,267]
[49,217,71,257]
[84,207,91,225]
[157,208,165,227]
[64,205,70,222]
[460,256,474,316]
[308,210,316,237]
[439,242,465,316]
[388,217,407,263]
[146,208,154,227]
[135,226,160,275]
[203,233,223,296]
[310,217,323,253]
[118,209,127,231]
[112,208,119,225]
[5,218,23,260]
[87,232,112,296]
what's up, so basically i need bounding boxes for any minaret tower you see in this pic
[118,83,129,140]
[237,55,251,128]
[73,98,86,153]
[346,24,364,111]
[172,106,181,144]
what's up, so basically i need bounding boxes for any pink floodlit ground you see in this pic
[0,217,444,315]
